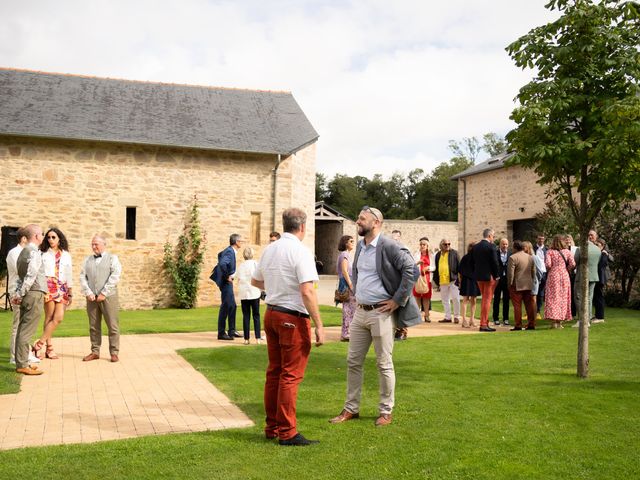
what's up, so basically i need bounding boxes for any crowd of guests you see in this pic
[7,224,122,375]
[334,227,612,337]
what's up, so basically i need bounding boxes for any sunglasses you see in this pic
[361,206,379,221]
[47,235,58,239]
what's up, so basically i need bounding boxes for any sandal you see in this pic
[45,345,59,360]
[32,339,45,358]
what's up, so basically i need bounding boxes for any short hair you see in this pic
[467,242,475,253]
[512,240,524,252]
[269,231,281,239]
[15,227,28,241]
[482,228,494,239]
[282,208,306,233]
[338,235,353,252]
[92,235,106,245]
[23,224,41,242]
[391,230,401,235]
[595,238,607,249]
[439,238,450,249]
[229,233,241,246]
[242,247,254,260]
[40,227,69,252]
[550,234,565,251]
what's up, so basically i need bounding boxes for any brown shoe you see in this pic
[110,354,119,363]
[375,413,392,426]
[329,409,360,424]
[83,353,100,362]
[16,367,44,375]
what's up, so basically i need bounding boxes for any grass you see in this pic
[0,307,638,479]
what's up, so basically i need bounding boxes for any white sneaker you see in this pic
[243,339,250,345]
[256,338,264,345]
[28,353,41,363]
[572,321,590,328]
[9,358,16,365]
[591,319,605,324]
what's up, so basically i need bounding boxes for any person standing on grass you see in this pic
[11,224,46,375]
[544,235,576,329]
[252,207,324,446]
[471,228,500,332]
[236,247,263,345]
[336,235,356,342]
[80,235,122,363]
[329,206,420,427]
[412,237,433,324]
[507,240,536,331]
[433,238,461,324]
[492,238,511,326]
[458,242,480,328]
[212,234,244,340]
[592,237,612,324]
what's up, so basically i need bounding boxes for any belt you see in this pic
[357,303,384,311]
[267,305,310,319]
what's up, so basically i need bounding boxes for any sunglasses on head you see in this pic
[361,206,379,220]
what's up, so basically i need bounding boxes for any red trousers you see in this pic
[509,287,536,328]
[477,279,497,327]
[264,309,312,441]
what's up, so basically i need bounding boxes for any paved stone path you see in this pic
[1,276,504,450]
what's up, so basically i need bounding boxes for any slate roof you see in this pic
[450,151,515,180]
[0,69,318,155]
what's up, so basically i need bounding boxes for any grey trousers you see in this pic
[344,307,395,415]
[574,280,596,319]
[15,291,44,369]
[9,305,21,362]
[87,294,120,355]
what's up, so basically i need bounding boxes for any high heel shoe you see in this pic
[45,344,59,359]
[32,340,45,358]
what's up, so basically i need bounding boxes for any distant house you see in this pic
[0,68,318,309]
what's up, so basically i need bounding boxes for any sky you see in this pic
[0,0,558,179]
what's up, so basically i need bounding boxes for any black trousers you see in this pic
[493,276,510,322]
[592,283,605,319]
[241,298,261,340]
[536,273,547,313]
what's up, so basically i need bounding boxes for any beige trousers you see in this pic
[344,307,395,415]
[15,291,44,369]
[9,305,21,362]
[87,294,120,355]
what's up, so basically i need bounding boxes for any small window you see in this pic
[250,212,261,244]
[126,207,137,240]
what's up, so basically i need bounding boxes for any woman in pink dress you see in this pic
[413,237,433,323]
[544,234,576,329]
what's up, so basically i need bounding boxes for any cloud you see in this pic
[0,0,558,178]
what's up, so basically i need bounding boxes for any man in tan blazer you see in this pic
[507,240,536,330]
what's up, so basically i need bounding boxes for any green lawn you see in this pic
[0,307,638,479]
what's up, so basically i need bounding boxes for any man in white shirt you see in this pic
[79,235,122,363]
[534,234,548,316]
[252,207,324,446]
[7,227,40,365]
[12,224,47,375]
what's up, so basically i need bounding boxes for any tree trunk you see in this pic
[577,227,590,378]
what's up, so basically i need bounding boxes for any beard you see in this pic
[357,224,371,237]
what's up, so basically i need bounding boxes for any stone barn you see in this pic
[0,68,318,310]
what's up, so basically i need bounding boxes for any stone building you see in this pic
[0,68,318,310]
[451,152,550,250]
[314,202,459,274]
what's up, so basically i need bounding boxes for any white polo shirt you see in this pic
[253,232,318,314]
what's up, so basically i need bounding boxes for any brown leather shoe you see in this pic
[16,367,44,375]
[375,413,392,426]
[329,409,360,424]
[82,353,100,362]
[110,354,119,363]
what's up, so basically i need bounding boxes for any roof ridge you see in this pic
[0,66,291,94]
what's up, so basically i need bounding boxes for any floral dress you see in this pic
[45,250,70,305]
[337,251,356,340]
[544,249,576,321]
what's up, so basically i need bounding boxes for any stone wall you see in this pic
[456,165,550,250]
[0,136,317,310]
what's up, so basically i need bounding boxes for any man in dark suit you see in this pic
[533,234,547,317]
[492,238,511,326]
[213,234,243,340]
[471,228,500,332]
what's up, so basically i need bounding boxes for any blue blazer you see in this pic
[212,246,236,289]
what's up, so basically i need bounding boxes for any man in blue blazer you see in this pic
[330,206,420,427]
[213,234,243,340]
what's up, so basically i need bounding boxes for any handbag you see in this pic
[334,277,350,303]
[414,272,430,294]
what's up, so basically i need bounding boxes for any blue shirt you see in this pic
[355,234,390,305]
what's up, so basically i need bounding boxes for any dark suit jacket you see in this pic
[352,234,421,328]
[471,239,500,281]
[496,249,511,279]
[212,246,236,289]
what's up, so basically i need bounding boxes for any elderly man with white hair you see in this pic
[79,235,122,362]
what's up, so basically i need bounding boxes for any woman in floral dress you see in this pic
[33,227,73,359]
[544,234,576,329]
[336,235,356,341]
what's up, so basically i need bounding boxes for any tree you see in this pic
[163,196,207,309]
[315,172,328,202]
[482,133,507,157]
[448,137,482,163]
[506,0,640,377]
